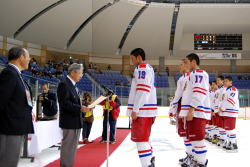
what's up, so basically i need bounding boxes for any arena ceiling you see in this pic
[0,0,250,57]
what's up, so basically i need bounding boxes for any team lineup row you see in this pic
[168,56,238,167]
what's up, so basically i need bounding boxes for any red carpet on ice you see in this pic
[45,129,130,167]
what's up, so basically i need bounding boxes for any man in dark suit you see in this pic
[0,47,34,167]
[57,63,89,167]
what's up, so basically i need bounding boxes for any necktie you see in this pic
[75,85,80,96]
[20,74,33,107]
[75,85,82,106]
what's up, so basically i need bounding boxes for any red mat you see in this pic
[45,129,130,167]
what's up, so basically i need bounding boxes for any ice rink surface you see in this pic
[19,116,249,167]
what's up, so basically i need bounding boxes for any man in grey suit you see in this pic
[0,47,34,167]
[57,63,89,167]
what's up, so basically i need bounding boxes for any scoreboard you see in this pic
[194,34,242,50]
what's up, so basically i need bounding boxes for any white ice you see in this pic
[18,108,250,167]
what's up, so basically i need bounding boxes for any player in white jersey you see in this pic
[207,81,218,142]
[127,48,157,167]
[205,81,217,142]
[180,53,211,167]
[216,77,228,147]
[169,59,192,165]
[211,76,226,145]
[219,76,239,152]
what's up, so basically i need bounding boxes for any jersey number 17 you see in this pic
[195,75,203,83]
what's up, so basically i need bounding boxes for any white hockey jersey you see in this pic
[213,86,223,113]
[218,86,228,116]
[220,86,239,118]
[127,63,158,117]
[179,69,211,120]
[209,90,216,111]
[169,73,189,115]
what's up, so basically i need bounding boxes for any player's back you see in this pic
[127,63,157,117]
[180,69,211,120]
[189,69,211,120]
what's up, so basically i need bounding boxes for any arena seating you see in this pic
[223,74,250,89]
[0,55,93,92]
[22,69,93,93]
[175,73,250,89]
[2,51,249,93]
[155,73,169,88]
[0,55,7,64]
[87,70,130,97]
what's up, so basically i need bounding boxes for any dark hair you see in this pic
[217,75,224,80]
[42,83,48,87]
[211,80,216,84]
[225,76,233,82]
[83,92,92,102]
[186,53,200,66]
[8,47,26,61]
[130,48,146,61]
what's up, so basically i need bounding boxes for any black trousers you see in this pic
[102,112,117,142]
[82,121,93,140]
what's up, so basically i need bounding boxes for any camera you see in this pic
[101,85,114,97]
[41,92,48,100]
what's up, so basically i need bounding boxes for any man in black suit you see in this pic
[57,63,89,167]
[0,47,34,167]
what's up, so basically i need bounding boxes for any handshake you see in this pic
[81,106,90,113]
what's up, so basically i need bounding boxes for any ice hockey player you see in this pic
[169,59,192,165]
[219,76,239,152]
[205,81,217,142]
[127,48,157,167]
[216,76,228,147]
[179,53,211,167]
[211,76,226,145]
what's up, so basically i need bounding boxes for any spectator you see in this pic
[154,67,157,73]
[88,62,93,69]
[115,80,121,86]
[93,64,97,70]
[130,72,134,78]
[107,65,111,71]
[79,92,94,144]
[55,64,63,78]
[32,58,37,64]
[166,66,169,76]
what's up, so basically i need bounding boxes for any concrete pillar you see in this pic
[40,45,47,66]
[2,37,7,56]
[122,55,131,75]
[230,59,237,73]
[23,41,28,49]
[159,56,165,73]
[82,55,89,69]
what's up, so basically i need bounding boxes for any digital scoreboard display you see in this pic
[194,34,242,50]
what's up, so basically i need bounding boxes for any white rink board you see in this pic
[93,106,250,119]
